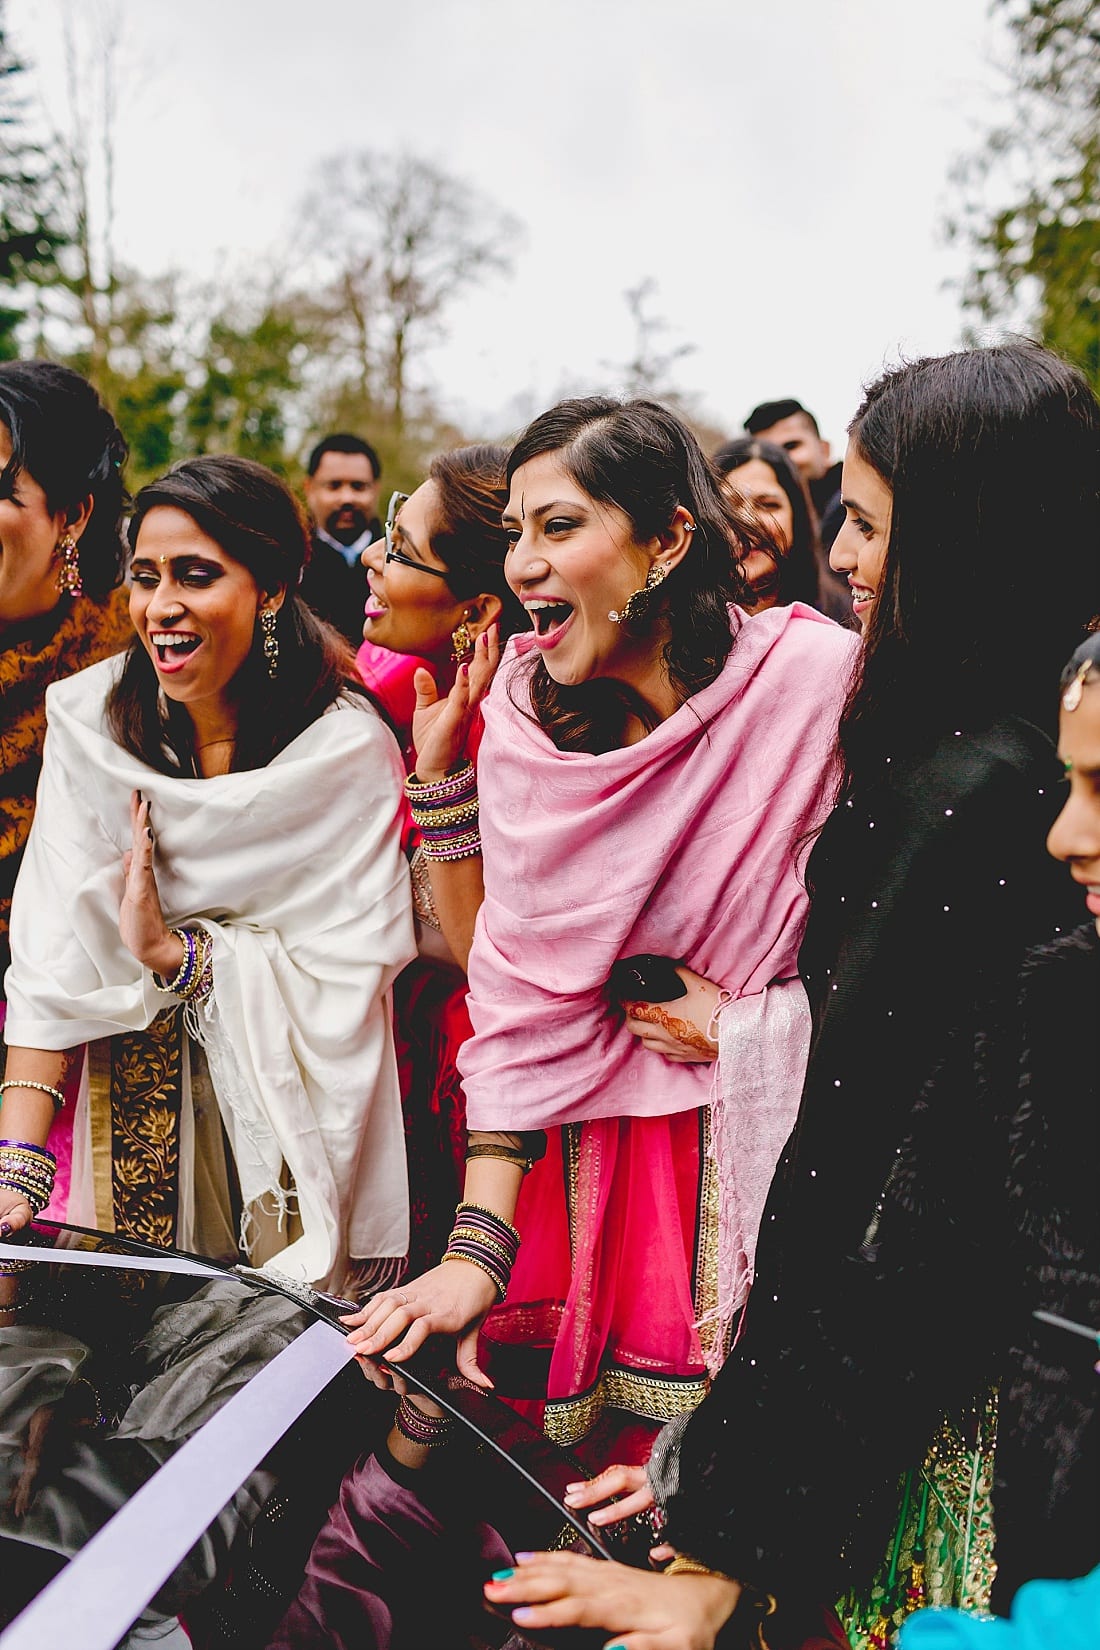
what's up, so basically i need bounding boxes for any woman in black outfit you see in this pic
[486,343,1100,1650]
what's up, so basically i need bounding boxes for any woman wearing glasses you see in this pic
[358,447,525,1272]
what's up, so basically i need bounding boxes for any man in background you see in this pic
[300,433,383,646]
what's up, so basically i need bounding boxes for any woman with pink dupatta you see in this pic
[346,397,858,1463]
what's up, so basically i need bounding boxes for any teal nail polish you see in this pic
[490,1568,514,1581]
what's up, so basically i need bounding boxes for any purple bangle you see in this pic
[0,1140,57,1164]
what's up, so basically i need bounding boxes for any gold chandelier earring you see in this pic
[55,533,83,597]
[260,607,279,679]
[608,563,668,625]
[450,612,475,662]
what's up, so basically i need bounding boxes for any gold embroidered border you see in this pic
[693,1107,722,1369]
[107,1009,184,1249]
[544,1365,708,1446]
[562,1122,582,1259]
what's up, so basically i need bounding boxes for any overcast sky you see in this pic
[9,0,1007,455]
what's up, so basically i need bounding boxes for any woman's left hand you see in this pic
[118,791,183,978]
[483,1551,741,1650]
[624,968,722,1064]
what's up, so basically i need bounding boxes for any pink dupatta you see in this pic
[461,605,858,1428]
[461,604,857,1128]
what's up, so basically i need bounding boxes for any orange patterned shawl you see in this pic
[0,586,133,978]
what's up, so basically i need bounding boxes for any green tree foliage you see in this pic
[0,6,65,360]
[184,301,314,475]
[948,0,1100,389]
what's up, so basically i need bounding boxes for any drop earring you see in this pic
[450,612,475,662]
[260,607,279,679]
[56,533,83,597]
[608,563,667,625]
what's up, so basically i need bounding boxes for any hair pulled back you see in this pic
[840,342,1100,799]
[0,360,127,601]
[107,454,355,775]
[506,396,762,753]
[427,444,525,639]
[711,436,821,609]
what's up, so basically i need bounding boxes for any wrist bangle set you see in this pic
[394,1394,452,1449]
[153,925,213,1006]
[441,1201,520,1300]
[0,1138,57,1243]
[405,763,482,862]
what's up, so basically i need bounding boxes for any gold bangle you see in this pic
[664,1554,733,1581]
[440,1250,507,1300]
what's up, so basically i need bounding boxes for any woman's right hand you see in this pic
[341,1259,500,1388]
[0,1187,35,1239]
[411,623,500,781]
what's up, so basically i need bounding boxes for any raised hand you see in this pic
[411,623,501,782]
[118,790,184,979]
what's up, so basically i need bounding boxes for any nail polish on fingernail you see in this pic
[0,1222,11,1238]
[147,828,154,843]
[511,1608,535,1625]
[513,1552,534,1562]
[461,663,470,677]
[490,1568,514,1581]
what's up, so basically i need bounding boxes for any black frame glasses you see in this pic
[383,490,451,580]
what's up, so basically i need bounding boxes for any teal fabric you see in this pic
[900,1567,1100,1649]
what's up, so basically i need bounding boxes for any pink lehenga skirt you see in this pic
[480,1107,720,1457]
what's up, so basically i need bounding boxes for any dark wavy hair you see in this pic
[107,455,356,775]
[505,397,764,753]
[426,444,525,639]
[0,360,127,601]
[839,342,1100,802]
[711,436,821,609]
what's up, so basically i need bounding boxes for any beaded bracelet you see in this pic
[0,1079,66,1113]
[394,1394,452,1449]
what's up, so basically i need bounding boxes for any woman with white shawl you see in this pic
[0,456,414,1292]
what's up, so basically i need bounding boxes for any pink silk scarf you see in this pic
[461,603,858,1130]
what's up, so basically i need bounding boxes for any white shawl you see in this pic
[4,656,416,1285]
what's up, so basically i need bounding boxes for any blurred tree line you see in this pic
[948,0,1099,392]
[0,3,517,494]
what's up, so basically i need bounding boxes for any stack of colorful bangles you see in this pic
[394,1394,451,1449]
[404,762,481,862]
[441,1201,520,1300]
[0,1138,56,1272]
[0,1139,56,1216]
[153,925,214,1005]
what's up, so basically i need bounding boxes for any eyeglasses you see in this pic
[383,491,451,580]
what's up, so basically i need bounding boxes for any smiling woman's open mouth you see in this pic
[150,630,202,665]
[526,599,574,638]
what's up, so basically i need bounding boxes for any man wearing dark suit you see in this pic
[300,433,383,646]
